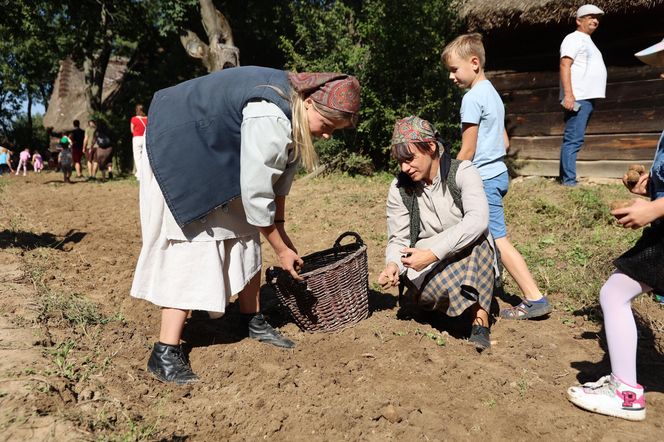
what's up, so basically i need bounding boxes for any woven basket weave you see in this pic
[266,232,369,332]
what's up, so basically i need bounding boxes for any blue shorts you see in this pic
[483,171,509,239]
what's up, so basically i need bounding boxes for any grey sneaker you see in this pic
[500,297,552,320]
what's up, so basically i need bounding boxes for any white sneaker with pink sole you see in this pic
[568,374,645,421]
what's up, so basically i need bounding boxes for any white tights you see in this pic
[599,271,650,386]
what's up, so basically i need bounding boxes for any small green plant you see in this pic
[483,398,497,408]
[118,413,159,442]
[415,329,446,346]
[50,341,76,380]
[517,379,528,398]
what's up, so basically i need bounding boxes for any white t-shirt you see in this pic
[559,30,607,100]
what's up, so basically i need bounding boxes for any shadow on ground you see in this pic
[0,229,86,250]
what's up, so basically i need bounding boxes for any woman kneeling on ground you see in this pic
[131,67,360,384]
[378,116,498,351]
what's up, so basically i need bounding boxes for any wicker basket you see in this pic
[266,232,369,332]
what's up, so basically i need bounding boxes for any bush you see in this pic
[281,0,462,173]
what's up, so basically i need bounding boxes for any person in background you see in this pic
[58,139,73,183]
[130,104,148,179]
[70,119,86,179]
[15,147,31,176]
[91,122,113,181]
[0,147,13,176]
[558,4,607,186]
[32,150,44,173]
[83,120,97,180]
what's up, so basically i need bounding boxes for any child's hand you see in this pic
[400,248,437,272]
[611,198,656,229]
[378,262,400,289]
[625,173,649,196]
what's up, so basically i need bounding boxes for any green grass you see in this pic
[502,178,642,311]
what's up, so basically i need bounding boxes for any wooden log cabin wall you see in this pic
[462,0,664,178]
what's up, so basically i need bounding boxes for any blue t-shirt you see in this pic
[460,79,508,180]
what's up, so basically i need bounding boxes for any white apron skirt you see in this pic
[130,147,261,313]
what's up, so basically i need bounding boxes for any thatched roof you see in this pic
[43,57,128,132]
[458,0,664,30]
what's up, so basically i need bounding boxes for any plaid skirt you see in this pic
[404,237,495,317]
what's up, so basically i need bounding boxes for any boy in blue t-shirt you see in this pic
[442,33,551,320]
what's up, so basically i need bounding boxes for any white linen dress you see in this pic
[130,101,298,313]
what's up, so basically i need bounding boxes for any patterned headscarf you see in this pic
[287,72,360,116]
[392,115,451,186]
[391,116,438,146]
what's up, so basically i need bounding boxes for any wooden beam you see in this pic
[510,159,654,179]
[487,65,662,91]
[502,79,664,114]
[506,107,664,136]
[508,133,660,161]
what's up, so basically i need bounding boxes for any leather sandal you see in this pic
[500,297,552,320]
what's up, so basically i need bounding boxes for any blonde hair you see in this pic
[289,89,318,172]
[289,89,356,172]
[441,33,486,68]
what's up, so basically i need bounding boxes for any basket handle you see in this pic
[333,231,364,249]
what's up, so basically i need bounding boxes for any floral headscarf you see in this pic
[287,72,360,117]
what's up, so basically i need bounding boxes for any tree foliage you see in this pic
[280,0,462,172]
[0,1,69,144]
[2,0,462,175]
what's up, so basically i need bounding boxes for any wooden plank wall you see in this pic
[487,66,663,178]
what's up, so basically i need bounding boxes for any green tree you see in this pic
[0,1,68,144]
[281,0,461,172]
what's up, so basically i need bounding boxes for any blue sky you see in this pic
[21,100,45,116]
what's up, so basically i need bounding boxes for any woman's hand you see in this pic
[378,262,400,289]
[276,224,298,254]
[277,247,304,280]
[259,224,303,280]
[623,173,649,196]
[611,198,659,229]
[400,248,437,272]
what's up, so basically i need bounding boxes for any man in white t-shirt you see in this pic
[558,4,607,186]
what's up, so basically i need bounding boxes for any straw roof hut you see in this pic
[459,0,663,31]
[455,0,664,178]
[43,57,128,134]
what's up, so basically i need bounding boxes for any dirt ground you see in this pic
[0,171,663,441]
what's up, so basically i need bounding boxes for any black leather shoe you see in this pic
[244,313,295,349]
[147,342,199,384]
[469,325,491,351]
